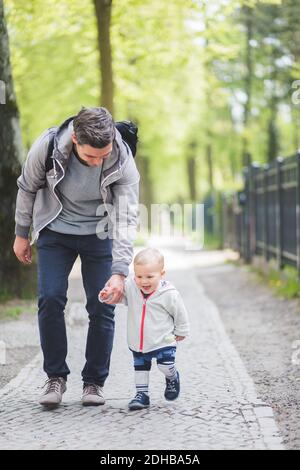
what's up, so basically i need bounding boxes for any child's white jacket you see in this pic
[122,277,190,353]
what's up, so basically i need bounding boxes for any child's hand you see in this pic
[175,335,185,342]
[98,289,113,303]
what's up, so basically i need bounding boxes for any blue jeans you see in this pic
[132,346,177,371]
[36,227,115,386]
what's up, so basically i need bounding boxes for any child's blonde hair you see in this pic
[134,248,164,269]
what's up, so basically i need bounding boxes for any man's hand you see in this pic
[99,274,125,304]
[13,236,32,265]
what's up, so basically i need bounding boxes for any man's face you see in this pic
[72,133,112,167]
[134,263,165,294]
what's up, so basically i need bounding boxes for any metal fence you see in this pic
[222,151,300,276]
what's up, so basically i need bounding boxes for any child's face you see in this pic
[134,263,165,294]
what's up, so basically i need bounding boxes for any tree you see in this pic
[94,0,114,115]
[241,4,254,165]
[6,0,300,205]
[0,0,35,297]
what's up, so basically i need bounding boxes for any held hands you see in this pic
[98,289,112,303]
[13,236,32,265]
[98,274,125,304]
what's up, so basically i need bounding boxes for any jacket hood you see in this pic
[127,276,177,298]
[155,279,177,295]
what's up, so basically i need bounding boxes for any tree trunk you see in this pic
[267,47,279,163]
[187,140,197,202]
[241,5,254,166]
[187,157,196,202]
[93,0,114,115]
[0,0,35,297]
[201,4,215,197]
[267,113,279,162]
[136,154,153,231]
[206,142,214,194]
[291,104,300,151]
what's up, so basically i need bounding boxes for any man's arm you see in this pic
[99,154,139,304]
[110,153,140,277]
[15,129,50,239]
[13,130,50,264]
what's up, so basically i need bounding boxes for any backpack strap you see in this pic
[45,127,58,172]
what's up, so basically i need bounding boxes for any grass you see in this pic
[225,255,300,299]
[249,264,300,299]
[0,299,36,321]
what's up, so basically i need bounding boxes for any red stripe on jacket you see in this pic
[139,291,155,351]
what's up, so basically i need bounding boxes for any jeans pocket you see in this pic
[36,227,57,248]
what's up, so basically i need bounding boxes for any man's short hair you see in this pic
[73,107,115,148]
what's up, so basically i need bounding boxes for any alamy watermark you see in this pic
[291,80,300,106]
[291,340,300,365]
[95,199,205,250]
[0,80,6,104]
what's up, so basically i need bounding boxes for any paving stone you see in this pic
[0,249,284,450]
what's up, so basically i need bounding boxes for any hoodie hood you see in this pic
[151,279,177,296]
[157,279,177,291]
[126,276,177,299]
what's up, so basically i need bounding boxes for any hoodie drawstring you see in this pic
[48,157,58,178]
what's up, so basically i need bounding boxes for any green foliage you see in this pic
[0,300,36,320]
[251,264,300,299]
[269,266,300,299]
[183,228,221,250]
[4,0,300,202]
[0,288,11,303]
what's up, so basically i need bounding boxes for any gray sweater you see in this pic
[47,150,105,235]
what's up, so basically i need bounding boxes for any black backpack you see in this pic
[45,120,138,172]
[115,120,138,158]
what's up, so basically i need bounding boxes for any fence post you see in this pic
[263,164,269,262]
[250,162,260,261]
[243,166,251,262]
[276,157,283,270]
[296,150,300,278]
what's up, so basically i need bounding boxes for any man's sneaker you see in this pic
[128,391,150,410]
[39,377,67,408]
[164,371,180,401]
[82,384,105,406]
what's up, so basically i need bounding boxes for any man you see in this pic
[13,107,139,408]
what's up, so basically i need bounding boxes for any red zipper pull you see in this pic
[139,298,147,351]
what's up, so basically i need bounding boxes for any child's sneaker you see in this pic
[128,391,150,410]
[164,371,180,400]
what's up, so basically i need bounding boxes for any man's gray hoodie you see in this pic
[123,277,190,353]
[15,117,140,276]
